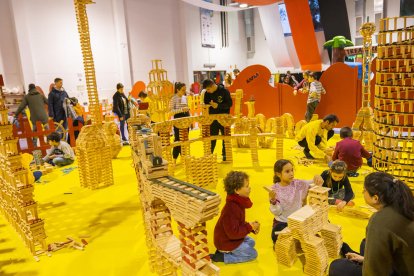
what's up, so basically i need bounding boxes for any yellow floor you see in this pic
[0,133,371,275]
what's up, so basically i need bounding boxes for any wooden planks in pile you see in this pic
[275,228,297,267]
[302,236,329,276]
[320,223,342,258]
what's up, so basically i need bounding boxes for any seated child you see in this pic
[210,171,259,264]
[332,127,372,177]
[321,160,355,211]
[43,132,75,167]
[269,159,323,243]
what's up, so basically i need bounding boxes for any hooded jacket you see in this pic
[48,87,69,122]
[15,88,49,124]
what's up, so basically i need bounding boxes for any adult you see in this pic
[112,83,130,144]
[296,114,339,160]
[202,79,233,161]
[329,172,414,276]
[169,82,190,163]
[305,72,326,122]
[15,83,49,146]
[48,78,69,129]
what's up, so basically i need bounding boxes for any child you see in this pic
[321,160,355,211]
[332,127,372,177]
[43,132,75,167]
[269,159,323,243]
[210,171,259,264]
[305,72,326,122]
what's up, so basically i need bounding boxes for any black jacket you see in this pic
[203,84,233,114]
[112,91,130,116]
[48,87,69,122]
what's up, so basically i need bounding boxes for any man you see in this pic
[203,79,233,161]
[112,83,130,144]
[15,83,49,146]
[296,114,339,160]
[48,78,69,129]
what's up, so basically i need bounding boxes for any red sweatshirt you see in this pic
[214,194,253,251]
[332,137,371,171]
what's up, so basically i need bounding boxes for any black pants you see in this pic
[329,239,365,276]
[271,219,288,243]
[305,101,319,122]
[210,120,226,158]
[298,129,335,155]
[172,112,189,159]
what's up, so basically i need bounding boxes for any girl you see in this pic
[329,172,414,276]
[169,82,190,163]
[321,160,355,211]
[269,159,323,243]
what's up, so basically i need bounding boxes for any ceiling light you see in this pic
[239,3,248,8]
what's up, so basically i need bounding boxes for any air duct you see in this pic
[243,9,255,56]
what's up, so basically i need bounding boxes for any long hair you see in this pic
[364,172,414,220]
[326,160,347,188]
[174,82,186,94]
[273,159,293,183]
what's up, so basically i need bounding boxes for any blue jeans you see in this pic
[53,157,74,167]
[223,236,257,264]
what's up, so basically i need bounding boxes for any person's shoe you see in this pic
[340,242,357,258]
[122,140,130,146]
[303,150,314,160]
[347,171,359,177]
[210,250,224,262]
[222,156,226,162]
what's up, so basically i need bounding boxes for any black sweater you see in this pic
[321,170,354,202]
[203,84,232,114]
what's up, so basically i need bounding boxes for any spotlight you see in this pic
[239,3,248,8]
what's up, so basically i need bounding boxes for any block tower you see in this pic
[352,22,376,151]
[0,75,47,256]
[73,0,113,189]
[275,186,342,276]
[373,16,414,188]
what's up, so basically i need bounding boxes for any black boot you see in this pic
[210,250,224,262]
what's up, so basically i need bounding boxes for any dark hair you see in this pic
[138,91,147,98]
[224,171,249,194]
[28,83,36,90]
[303,70,311,77]
[364,172,414,220]
[340,127,353,138]
[54,78,62,83]
[308,72,317,79]
[326,160,347,188]
[47,132,61,142]
[116,83,124,90]
[233,68,240,74]
[69,97,79,105]
[273,159,293,183]
[202,79,215,89]
[323,114,339,124]
[174,82,186,94]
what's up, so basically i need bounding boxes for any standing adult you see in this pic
[305,72,326,122]
[112,83,130,144]
[296,114,339,160]
[15,83,49,146]
[48,78,69,129]
[202,79,233,161]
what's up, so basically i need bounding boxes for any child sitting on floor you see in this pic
[43,132,75,167]
[269,159,323,244]
[321,160,355,211]
[210,171,259,264]
[332,127,372,177]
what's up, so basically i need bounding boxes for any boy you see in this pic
[43,132,75,167]
[332,127,372,177]
[210,171,259,264]
[305,72,326,122]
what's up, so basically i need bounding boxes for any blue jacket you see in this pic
[48,87,69,122]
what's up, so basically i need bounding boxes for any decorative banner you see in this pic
[200,0,215,48]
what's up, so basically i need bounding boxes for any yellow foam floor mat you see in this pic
[0,133,370,275]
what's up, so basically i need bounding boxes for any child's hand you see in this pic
[336,200,347,211]
[345,252,364,263]
[313,175,324,186]
[250,221,260,234]
[268,190,276,201]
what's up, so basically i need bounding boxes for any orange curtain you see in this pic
[284,0,322,71]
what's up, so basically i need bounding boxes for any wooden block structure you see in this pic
[275,186,342,276]
[184,154,218,189]
[102,121,122,158]
[0,79,47,256]
[373,16,414,188]
[129,124,221,275]
[73,0,114,190]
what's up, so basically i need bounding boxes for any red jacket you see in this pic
[214,194,253,251]
[333,137,371,171]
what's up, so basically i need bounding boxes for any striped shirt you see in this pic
[307,80,326,103]
[169,94,188,115]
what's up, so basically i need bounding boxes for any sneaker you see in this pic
[303,150,315,159]
[210,250,224,262]
[122,140,130,146]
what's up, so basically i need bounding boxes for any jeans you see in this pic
[223,236,257,264]
[298,129,335,156]
[52,157,74,167]
[118,113,130,141]
[305,101,319,122]
[210,120,226,159]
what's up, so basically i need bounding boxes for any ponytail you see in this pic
[365,172,414,220]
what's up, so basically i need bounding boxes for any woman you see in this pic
[169,82,190,163]
[329,172,414,276]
